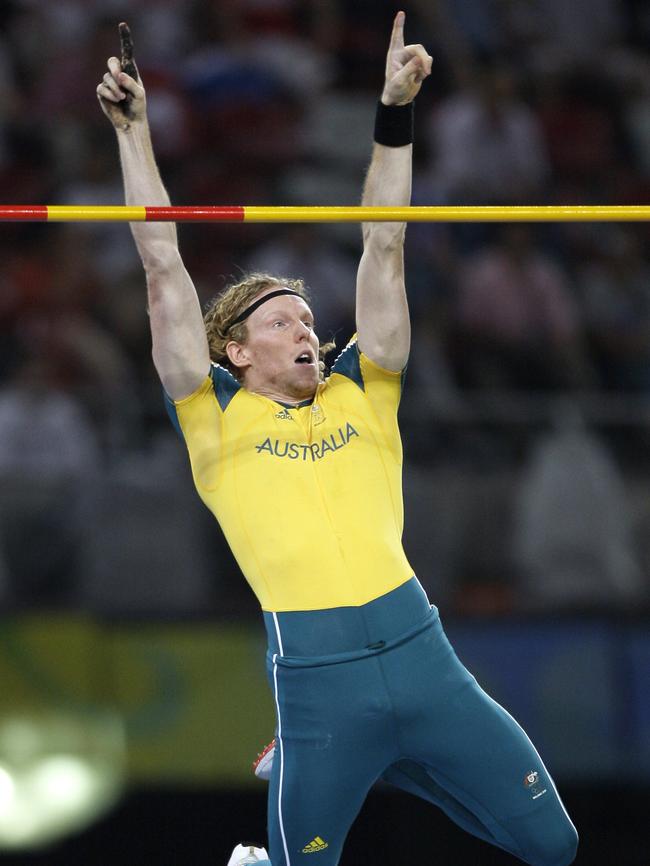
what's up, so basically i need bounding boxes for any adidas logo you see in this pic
[302,836,329,854]
[274,408,293,421]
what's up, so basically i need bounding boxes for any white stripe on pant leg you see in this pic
[272,653,291,866]
[272,613,285,656]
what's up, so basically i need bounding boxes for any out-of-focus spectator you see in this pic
[537,69,626,193]
[620,59,650,181]
[182,1,331,173]
[452,224,591,391]
[413,0,507,63]
[0,31,16,172]
[503,0,624,72]
[77,432,215,617]
[57,135,139,279]
[512,405,644,610]
[329,0,408,88]
[401,227,463,422]
[427,62,549,204]
[0,347,99,480]
[124,1,192,67]
[0,346,100,609]
[623,0,650,50]
[217,0,338,97]
[578,227,650,393]
[0,231,139,458]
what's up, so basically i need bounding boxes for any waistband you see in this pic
[263,577,435,660]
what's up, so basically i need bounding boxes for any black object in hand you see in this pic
[119,22,138,79]
[118,22,138,116]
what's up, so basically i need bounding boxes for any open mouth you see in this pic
[295,352,315,365]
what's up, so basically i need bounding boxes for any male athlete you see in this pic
[97,13,578,866]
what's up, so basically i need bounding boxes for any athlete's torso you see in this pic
[166,339,414,612]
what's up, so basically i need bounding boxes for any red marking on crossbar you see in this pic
[0,205,48,221]
[145,206,246,222]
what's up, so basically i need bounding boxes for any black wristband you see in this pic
[374,100,414,147]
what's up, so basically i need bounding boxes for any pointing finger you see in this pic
[389,10,406,51]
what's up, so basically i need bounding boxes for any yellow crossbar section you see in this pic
[47,205,147,222]
[244,205,650,223]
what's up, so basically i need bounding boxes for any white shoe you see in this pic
[226,843,270,865]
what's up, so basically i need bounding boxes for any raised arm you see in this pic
[356,11,432,371]
[96,27,210,401]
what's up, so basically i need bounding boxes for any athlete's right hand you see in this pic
[96,25,146,129]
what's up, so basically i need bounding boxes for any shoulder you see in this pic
[329,337,365,390]
[328,336,405,396]
[164,364,245,438]
[210,363,243,412]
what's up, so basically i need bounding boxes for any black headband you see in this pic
[226,289,303,330]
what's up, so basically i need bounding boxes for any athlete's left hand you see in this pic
[381,11,432,106]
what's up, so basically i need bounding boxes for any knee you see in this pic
[551,821,579,866]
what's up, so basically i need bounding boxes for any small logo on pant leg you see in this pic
[523,769,547,799]
[302,836,329,854]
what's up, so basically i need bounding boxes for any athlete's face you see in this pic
[228,290,321,401]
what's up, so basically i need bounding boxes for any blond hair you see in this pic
[204,273,335,381]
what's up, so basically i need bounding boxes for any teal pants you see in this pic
[263,579,578,866]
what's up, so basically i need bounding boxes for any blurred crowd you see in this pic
[1,0,650,617]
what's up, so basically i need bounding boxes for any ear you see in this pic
[225,340,251,371]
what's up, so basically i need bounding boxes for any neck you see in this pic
[247,383,317,405]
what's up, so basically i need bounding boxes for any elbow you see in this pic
[362,222,406,250]
[141,239,182,277]
[360,230,405,279]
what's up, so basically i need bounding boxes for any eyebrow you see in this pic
[262,306,314,322]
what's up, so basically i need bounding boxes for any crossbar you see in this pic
[1,205,650,223]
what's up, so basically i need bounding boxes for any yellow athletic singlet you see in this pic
[165,339,414,612]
